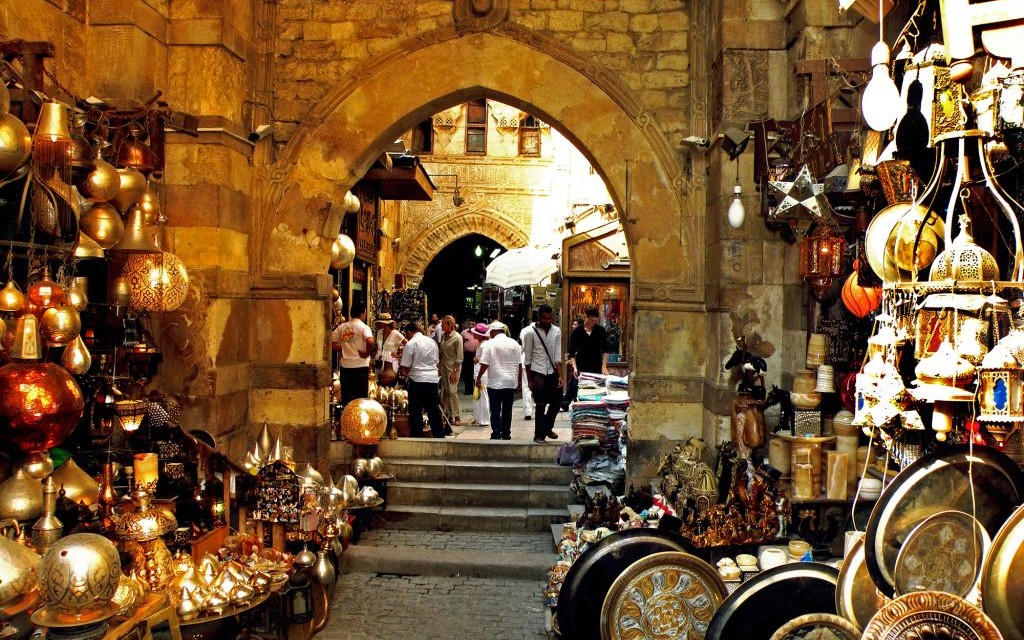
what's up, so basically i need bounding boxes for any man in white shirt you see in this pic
[331,302,375,405]
[399,321,446,438]
[476,321,521,440]
[373,313,405,373]
[522,304,562,443]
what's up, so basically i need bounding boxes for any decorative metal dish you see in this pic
[893,509,988,598]
[861,590,1002,640]
[980,503,1024,640]
[836,534,886,631]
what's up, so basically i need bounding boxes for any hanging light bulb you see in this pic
[862,42,903,131]
[727,183,745,229]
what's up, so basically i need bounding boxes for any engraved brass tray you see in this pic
[894,509,988,598]
[836,535,885,630]
[768,612,862,640]
[862,591,1002,640]
[600,551,727,640]
[864,445,1024,598]
[980,503,1024,640]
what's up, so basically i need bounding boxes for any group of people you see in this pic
[332,302,609,443]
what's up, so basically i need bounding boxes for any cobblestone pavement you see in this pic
[321,572,550,640]
[356,529,555,553]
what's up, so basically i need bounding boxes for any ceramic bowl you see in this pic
[760,548,788,571]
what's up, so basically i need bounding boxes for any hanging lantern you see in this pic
[331,234,355,270]
[75,231,106,259]
[26,266,64,312]
[40,305,81,346]
[0,112,31,175]
[0,280,25,313]
[81,202,125,249]
[61,334,92,375]
[75,156,121,203]
[133,182,161,225]
[123,252,189,312]
[65,277,89,311]
[9,313,42,361]
[841,268,882,318]
[110,168,147,213]
[0,362,85,453]
[31,102,72,170]
[799,222,846,299]
[977,342,1024,426]
[112,123,156,175]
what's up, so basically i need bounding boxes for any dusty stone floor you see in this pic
[444,391,572,440]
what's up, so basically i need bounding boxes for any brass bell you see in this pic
[9,313,42,361]
[110,206,159,253]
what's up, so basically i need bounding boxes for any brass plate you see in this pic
[864,445,1024,597]
[600,551,727,640]
[894,509,988,598]
[768,612,862,640]
[30,601,121,628]
[862,591,1002,640]
[980,504,1024,640]
[836,536,885,630]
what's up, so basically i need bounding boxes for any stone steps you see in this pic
[388,481,573,509]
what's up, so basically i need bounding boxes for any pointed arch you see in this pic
[397,210,528,283]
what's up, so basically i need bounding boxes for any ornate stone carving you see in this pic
[452,0,510,34]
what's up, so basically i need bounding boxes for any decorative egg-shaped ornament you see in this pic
[330,234,355,270]
[41,305,81,346]
[0,362,85,453]
[80,202,124,249]
[841,269,882,318]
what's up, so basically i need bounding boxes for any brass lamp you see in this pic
[114,473,177,592]
[339,398,388,445]
[122,250,189,312]
[115,399,148,432]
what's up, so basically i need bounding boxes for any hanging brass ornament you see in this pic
[123,251,189,312]
[8,313,42,361]
[0,112,31,175]
[110,168,147,213]
[80,201,125,249]
[75,156,120,203]
[331,234,356,269]
[61,334,93,376]
[133,182,161,225]
[26,266,64,312]
[0,362,85,453]
[40,305,81,346]
[65,277,89,311]
[111,206,159,253]
[0,280,24,313]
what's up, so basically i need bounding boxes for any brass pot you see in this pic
[0,468,43,520]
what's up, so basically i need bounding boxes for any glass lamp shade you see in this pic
[0,280,25,313]
[27,266,64,311]
[123,251,189,312]
[114,399,148,432]
[40,305,81,346]
[799,224,846,280]
[339,398,388,445]
[34,533,120,618]
[0,362,85,452]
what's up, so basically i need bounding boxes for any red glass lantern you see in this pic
[26,266,64,312]
[0,362,85,452]
[800,222,846,300]
[841,267,883,318]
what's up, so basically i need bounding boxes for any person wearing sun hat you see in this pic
[373,312,405,374]
[470,322,491,427]
[476,320,522,440]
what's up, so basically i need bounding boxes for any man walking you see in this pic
[399,321,446,438]
[522,304,562,443]
[438,315,464,427]
[476,321,521,440]
[563,306,608,408]
[332,302,374,405]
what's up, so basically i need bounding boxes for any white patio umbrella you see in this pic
[484,246,559,288]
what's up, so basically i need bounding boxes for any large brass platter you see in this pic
[864,445,1024,598]
[600,551,727,640]
[893,509,988,598]
[768,613,862,640]
[861,591,1002,640]
[980,503,1024,640]
[836,535,885,630]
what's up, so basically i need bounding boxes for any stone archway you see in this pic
[398,209,528,283]
[254,23,709,477]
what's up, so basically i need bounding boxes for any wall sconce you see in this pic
[432,173,464,206]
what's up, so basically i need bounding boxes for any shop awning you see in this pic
[362,153,436,200]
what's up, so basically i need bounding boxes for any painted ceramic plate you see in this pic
[864,444,1024,597]
[557,528,694,640]
[768,613,862,640]
[980,504,1024,640]
[836,535,885,630]
[861,590,1002,640]
[894,509,988,598]
[601,551,727,640]
[705,562,840,640]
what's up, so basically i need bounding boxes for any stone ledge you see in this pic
[169,17,251,61]
[251,273,333,299]
[90,0,168,42]
[166,115,254,156]
[189,267,250,298]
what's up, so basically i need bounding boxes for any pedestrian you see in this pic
[522,304,562,443]
[563,307,608,409]
[519,347,534,421]
[476,321,521,440]
[438,315,464,427]
[399,321,446,438]
[460,318,480,395]
[470,322,491,427]
[373,312,405,375]
[332,302,374,405]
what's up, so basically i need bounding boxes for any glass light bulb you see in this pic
[862,42,903,132]
[727,185,745,229]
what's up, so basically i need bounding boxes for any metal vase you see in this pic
[311,549,336,597]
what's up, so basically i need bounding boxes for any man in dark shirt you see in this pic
[563,306,608,409]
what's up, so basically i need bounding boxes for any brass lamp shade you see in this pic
[75,157,120,203]
[114,503,177,542]
[110,207,159,253]
[133,183,161,224]
[75,230,106,259]
[50,458,99,506]
[0,362,85,453]
[110,168,147,213]
[41,305,81,346]
[123,251,189,312]
[26,266,64,311]
[339,398,388,445]
[0,280,25,313]
[0,113,31,175]
[113,138,155,175]
[0,466,43,520]
[9,313,42,361]
[80,202,124,249]
[33,102,71,144]
[65,277,89,311]
[114,399,147,432]
[33,533,120,622]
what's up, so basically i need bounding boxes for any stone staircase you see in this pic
[330,438,576,579]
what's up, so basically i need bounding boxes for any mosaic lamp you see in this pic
[340,398,387,445]
[115,399,148,433]
[123,250,189,312]
[799,221,846,300]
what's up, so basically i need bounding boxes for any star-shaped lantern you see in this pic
[769,164,830,221]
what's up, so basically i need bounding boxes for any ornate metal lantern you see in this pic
[799,221,846,299]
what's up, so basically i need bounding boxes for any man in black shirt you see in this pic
[563,306,608,409]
